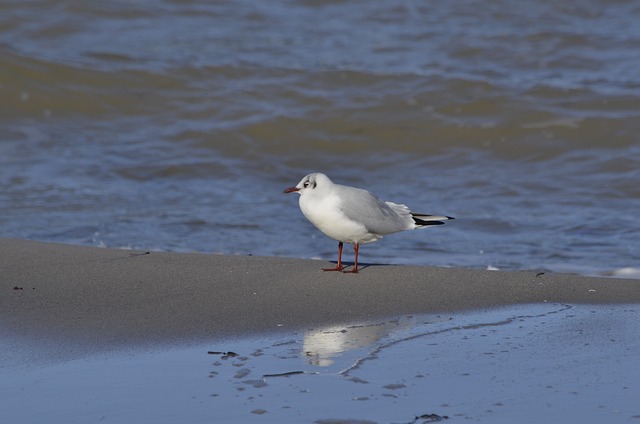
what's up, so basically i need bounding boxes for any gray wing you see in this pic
[334,185,413,235]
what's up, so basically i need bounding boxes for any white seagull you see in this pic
[284,172,453,273]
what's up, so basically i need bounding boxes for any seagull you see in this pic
[284,172,453,273]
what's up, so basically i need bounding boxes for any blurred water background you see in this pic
[1,0,639,277]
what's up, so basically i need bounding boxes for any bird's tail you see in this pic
[411,213,454,227]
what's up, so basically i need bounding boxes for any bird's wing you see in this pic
[335,185,411,235]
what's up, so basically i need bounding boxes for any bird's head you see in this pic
[283,172,332,195]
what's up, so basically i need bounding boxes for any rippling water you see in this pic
[1,1,639,276]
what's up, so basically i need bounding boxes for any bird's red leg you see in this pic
[323,241,344,271]
[344,243,359,273]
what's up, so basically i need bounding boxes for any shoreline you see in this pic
[2,238,640,361]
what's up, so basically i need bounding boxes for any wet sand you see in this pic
[2,237,640,362]
[3,238,640,423]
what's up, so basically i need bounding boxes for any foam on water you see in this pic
[610,267,640,279]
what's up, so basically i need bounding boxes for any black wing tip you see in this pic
[411,214,455,226]
[413,218,446,226]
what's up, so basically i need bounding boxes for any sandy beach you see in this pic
[3,238,640,423]
[2,237,640,359]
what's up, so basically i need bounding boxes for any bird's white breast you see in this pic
[299,191,380,244]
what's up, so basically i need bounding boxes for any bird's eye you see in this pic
[303,181,310,188]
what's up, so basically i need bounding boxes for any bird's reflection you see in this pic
[302,321,404,366]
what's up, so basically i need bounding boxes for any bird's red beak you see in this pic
[283,187,300,193]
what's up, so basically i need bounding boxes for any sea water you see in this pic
[1,1,639,276]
